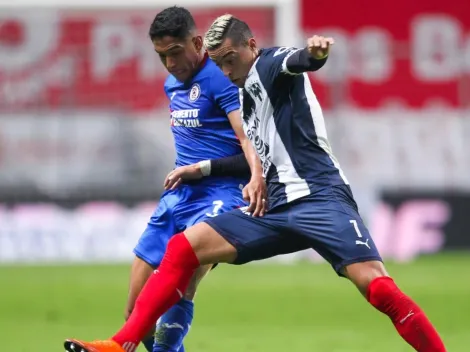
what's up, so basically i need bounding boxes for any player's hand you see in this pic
[164,164,203,190]
[307,35,334,60]
[242,175,267,217]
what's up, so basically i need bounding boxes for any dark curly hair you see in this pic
[149,6,196,40]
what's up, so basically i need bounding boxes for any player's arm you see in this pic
[226,109,266,216]
[211,73,266,216]
[275,35,334,76]
[198,153,251,178]
[163,154,251,191]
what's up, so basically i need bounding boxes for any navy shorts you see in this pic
[205,185,382,275]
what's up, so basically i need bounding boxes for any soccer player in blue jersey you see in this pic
[121,7,265,352]
[64,14,446,352]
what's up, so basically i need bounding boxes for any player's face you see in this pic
[153,35,203,82]
[208,38,257,88]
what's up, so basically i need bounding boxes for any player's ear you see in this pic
[248,38,257,51]
[193,36,203,52]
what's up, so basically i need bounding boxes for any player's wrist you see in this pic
[197,160,211,177]
[250,165,264,179]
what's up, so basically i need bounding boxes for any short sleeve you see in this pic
[210,71,241,115]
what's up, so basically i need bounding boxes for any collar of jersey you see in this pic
[245,54,262,89]
[180,52,209,87]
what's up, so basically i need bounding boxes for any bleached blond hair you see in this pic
[203,14,234,50]
[203,14,252,50]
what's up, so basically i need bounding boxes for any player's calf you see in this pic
[113,227,234,350]
[153,264,212,352]
[344,261,446,352]
[125,258,212,352]
[125,257,157,352]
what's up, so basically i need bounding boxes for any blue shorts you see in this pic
[134,183,247,266]
[205,185,382,276]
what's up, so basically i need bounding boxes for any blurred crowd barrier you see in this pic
[0,0,469,263]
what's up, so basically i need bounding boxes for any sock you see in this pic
[142,335,155,352]
[113,234,200,351]
[367,277,446,352]
[153,299,194,352]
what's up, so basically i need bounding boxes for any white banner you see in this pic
[0,200,448,263]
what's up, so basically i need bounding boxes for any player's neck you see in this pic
[247,49,260,74]
[185,52,207,84]
[196,51,206,66]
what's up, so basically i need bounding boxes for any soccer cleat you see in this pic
[64,339,128,352]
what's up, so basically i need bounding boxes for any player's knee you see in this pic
[164,233,200,269]
[343,260,389,296]
[182,264,211,300]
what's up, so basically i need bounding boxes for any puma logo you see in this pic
[355,239,370,249]
[399,310,415,324]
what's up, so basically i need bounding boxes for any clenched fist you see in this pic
[307,35,334,60]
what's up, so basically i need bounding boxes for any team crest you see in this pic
[188,84,201,102]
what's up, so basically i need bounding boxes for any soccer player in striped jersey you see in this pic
[64,14,446,352]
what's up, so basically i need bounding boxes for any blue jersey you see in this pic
[135,58,248,267]
[240,47,349,209]
[165,57,243,171]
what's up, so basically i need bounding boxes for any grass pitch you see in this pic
[1,253,469,351]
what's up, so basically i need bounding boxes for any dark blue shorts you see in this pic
[205,185,382,275]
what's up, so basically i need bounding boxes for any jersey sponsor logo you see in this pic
[188,83,201,102]
[170,109,202,128]
[242,91,272,176]
[245,115,272,175]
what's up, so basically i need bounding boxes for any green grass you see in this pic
[1,254,469,351]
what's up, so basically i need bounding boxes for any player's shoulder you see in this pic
[197,58,234,93]
[255,47,302,81]
[259,47,281,57]
[198,58,227,81]
[164,74,179,92]
[259,46,300,61]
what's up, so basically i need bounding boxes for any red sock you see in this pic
[112,233,199,351]
[367,277,446,352]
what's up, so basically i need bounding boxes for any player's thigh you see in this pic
[177,185,247,226]
[199,207,305,265]
[293,185,382,277]
[176,186,247,267]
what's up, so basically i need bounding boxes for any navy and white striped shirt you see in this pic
[241,47,349,209]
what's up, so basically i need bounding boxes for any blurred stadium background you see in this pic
[1,0,469,350]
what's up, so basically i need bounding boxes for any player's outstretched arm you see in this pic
[281,35,334,75]
[227,110,267,217]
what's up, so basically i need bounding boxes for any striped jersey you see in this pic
[240,46,349,209]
